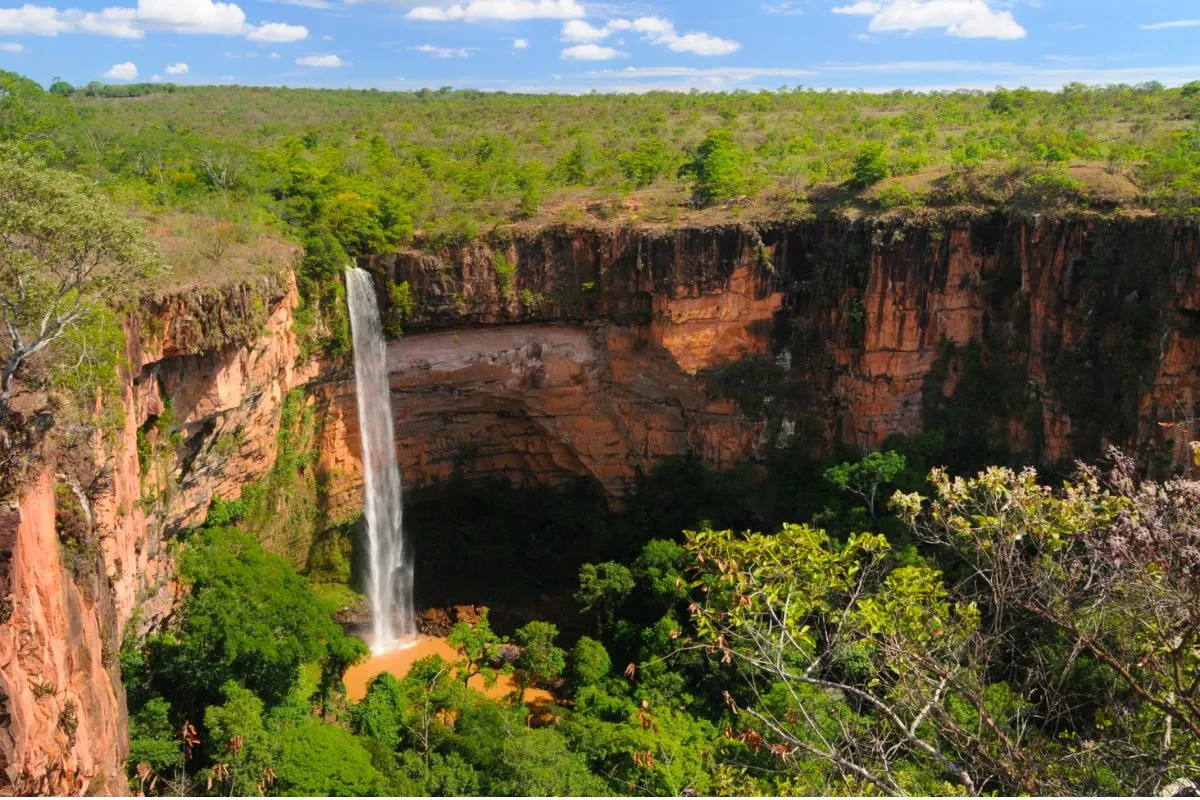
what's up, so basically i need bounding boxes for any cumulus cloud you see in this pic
[165,61,188,73]
[103,60,138,80]
[561,43,625,60]
[513,37,529,48]
[296,52,345,66]
[247,20,308,41]
[407,0,585,22]
[136,0,246,34]
[0,42,26,52]
[833,0,1025,39]
[560,15,740,56]
[411,43,470,57]
[0,1,311,43]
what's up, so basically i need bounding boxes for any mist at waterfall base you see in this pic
[346,267,417,654]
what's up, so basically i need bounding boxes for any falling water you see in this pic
[345,267,416,654]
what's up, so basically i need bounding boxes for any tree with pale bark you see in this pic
[0,148,159,416]
[684,449,1200,796]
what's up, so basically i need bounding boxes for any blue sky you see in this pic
[0,0,1197,92]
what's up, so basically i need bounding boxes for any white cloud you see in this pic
[560,15,740,56]
[834,0,1025,40]
[296,52,345,66]
[279,0,332,7]
[247,20,308,41]
[103,61,138,80]
[0,5,70,36]
[561,43,625,60]
[165,61,189,74]
[70,8,142,38]
[407,0,585,22]
[1140,19,1200,30]
[411,43,471,57]
[321,33,333,40]
[136,0,246,35]
[269,51,280,58]
[0,1,313,42]
[151,73,161,81]
[561,19,608,41]
[0,42,26,52]
[513,37,529,48]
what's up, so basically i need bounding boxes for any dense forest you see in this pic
[3,69,1200,796]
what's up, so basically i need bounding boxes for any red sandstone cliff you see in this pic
[0,269,312,794]
[2,214,1199,793]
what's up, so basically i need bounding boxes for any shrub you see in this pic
[873,183,918,210]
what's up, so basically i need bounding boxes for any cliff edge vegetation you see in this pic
[3,70,1199,357]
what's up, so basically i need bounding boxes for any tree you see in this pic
[894,452,1200,795]
[513,621,565,704]
[621,137,678,188]
[0,149,159,416]
[849,143,889,187]
[575,561,635,636]
[273,724,385,796]
[48,79,74,97]
[683,128,752,205]
[687,523,992,795]
[447,609,505,689]
[565,637,612,694]
[491,728,609,796]
[823,450,907,517]
[351,655,459,762]
[202,682,278,797]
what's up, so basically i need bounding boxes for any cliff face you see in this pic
[352,217,1200,487]
[310,227,782,511]
[4,214,1199,794]
[0,270,311,795]
[761,216,1200,469]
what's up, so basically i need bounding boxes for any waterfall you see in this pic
[345,267,416,654]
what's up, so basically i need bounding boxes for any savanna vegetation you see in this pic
[3,69,1200,359]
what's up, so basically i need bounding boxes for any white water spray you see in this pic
[345,267,416,654]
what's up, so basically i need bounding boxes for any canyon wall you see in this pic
[3,212,1199,793]
[0,269,311,794]
[358,215,1200,482]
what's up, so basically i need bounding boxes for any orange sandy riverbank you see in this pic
[343,635,554,707]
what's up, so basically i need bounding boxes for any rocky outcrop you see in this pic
[308,227,783,511]
[760,216,1200,469]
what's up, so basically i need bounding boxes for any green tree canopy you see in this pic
[513,621,565,704]
[146,528,357,713]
